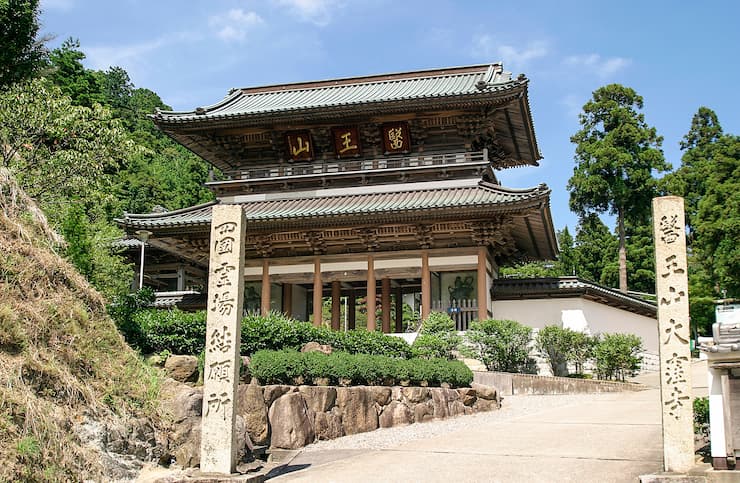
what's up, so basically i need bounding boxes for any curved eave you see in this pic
[152,84,526,129]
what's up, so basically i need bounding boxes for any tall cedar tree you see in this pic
[568,84,669,292]
[0,0,47,88]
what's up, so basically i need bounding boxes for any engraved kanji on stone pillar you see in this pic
[652,196,693,473]
[201,205,245,474]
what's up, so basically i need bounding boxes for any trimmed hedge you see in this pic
[127,310,413,359]
[249,350,473,388]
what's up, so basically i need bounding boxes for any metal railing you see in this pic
[224,150,488,181]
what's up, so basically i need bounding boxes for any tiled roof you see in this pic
[492,276,657,317]
[116,181,549,230]
[153,63,520,124]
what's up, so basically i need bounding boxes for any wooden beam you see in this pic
[348,288,356,330]
[261,259,271,315]
[421,251,431,320]
[331,281,341,331]
[313,257,322,327]
[477,246,488,322]
[367,255,376,331]
[395,285,403,333]
[283,283,293,317]
[381,278,391,333]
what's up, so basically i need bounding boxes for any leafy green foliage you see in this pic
[535,326,575,377]
[47,38,105,107]
[249,350,472,387]
[133,309,207,355]
[498,261,565,278]
[694,396,709,434]
[412,312,462,360]
[107,288,155,350]
[593,333,643,381]
[0,0,47,88]
[463,319,534,373]
[569,84,669,291]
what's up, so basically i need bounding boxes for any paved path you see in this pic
[269,361,708,483]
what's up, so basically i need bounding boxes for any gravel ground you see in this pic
[300,393,604,452]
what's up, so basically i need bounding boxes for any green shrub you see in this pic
[135,308,207,354]
[328,329,413,359]
[412,312,462,360]
[535,325,577,377]
[249,350,472,387]
[593,333,643,381]
[694,396,709,435]
[107,288,154,350]
[463,319,534,373]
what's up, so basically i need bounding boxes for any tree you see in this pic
[535,325,575,377]
[693,134,740,296]
[463,319,535,373]
[557,227,577,276]
[0,0,47,88]
[568,84,670,292]
[47,38,105,107]
[593,333,643,381]
[573,213,617,284]
[0,78,134,207]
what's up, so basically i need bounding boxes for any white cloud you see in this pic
[84,32,201,79]
[472,35,548,68]
[272,0,343,27]
[564,54,631,78]
[560,94,585,119]
[209,9,264,42]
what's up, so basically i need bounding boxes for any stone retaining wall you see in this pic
[473,371,646,396]
[162,379,501,467]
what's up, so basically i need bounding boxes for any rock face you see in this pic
[238,381,269,445]
[164,355,199,383]
[268,392,315,449]
[161,371,501,458]
[336,387,379,435]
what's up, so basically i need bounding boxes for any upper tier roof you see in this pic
[153,63,520,125]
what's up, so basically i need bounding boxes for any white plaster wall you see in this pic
[492,297,658,371]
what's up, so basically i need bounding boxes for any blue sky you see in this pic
[40,0,740,235]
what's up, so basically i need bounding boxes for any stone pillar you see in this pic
[652,196,693,473]
[331,280,341,331]
[283,283,293,318]
[395,286,403,333]
[367,255,376,331]
[261,259,270,315]
[381,278,391,333]
[313,257,322,327]
[348,289,356,330]
[477,246,488,322]
[201,205,245,474]
[421,251,431,320]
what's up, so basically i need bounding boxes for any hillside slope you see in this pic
[0,169,162,481]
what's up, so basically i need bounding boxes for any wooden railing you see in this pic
[224,150,488,181]
[431,299,478,331]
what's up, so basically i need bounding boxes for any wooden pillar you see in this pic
[313,257,322,327]
[331,281,341,331]
[381,278,391,333]
[421,251,431,320]
[348,289,356,330]
[261,259,271,315]
[395,286,403,333]
[477,246,488,322]
[367,255,376,331]
[283,283,293,318]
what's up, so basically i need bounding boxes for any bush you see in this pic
[108,288,155,350]
[535,325,574,376]
[593,333,643,381]
[240,312,412,358]
[412,312,462,360]
[463,319,534,373]
[694,396,709,435]
[249,350,473,387]
[134,308,207,354]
